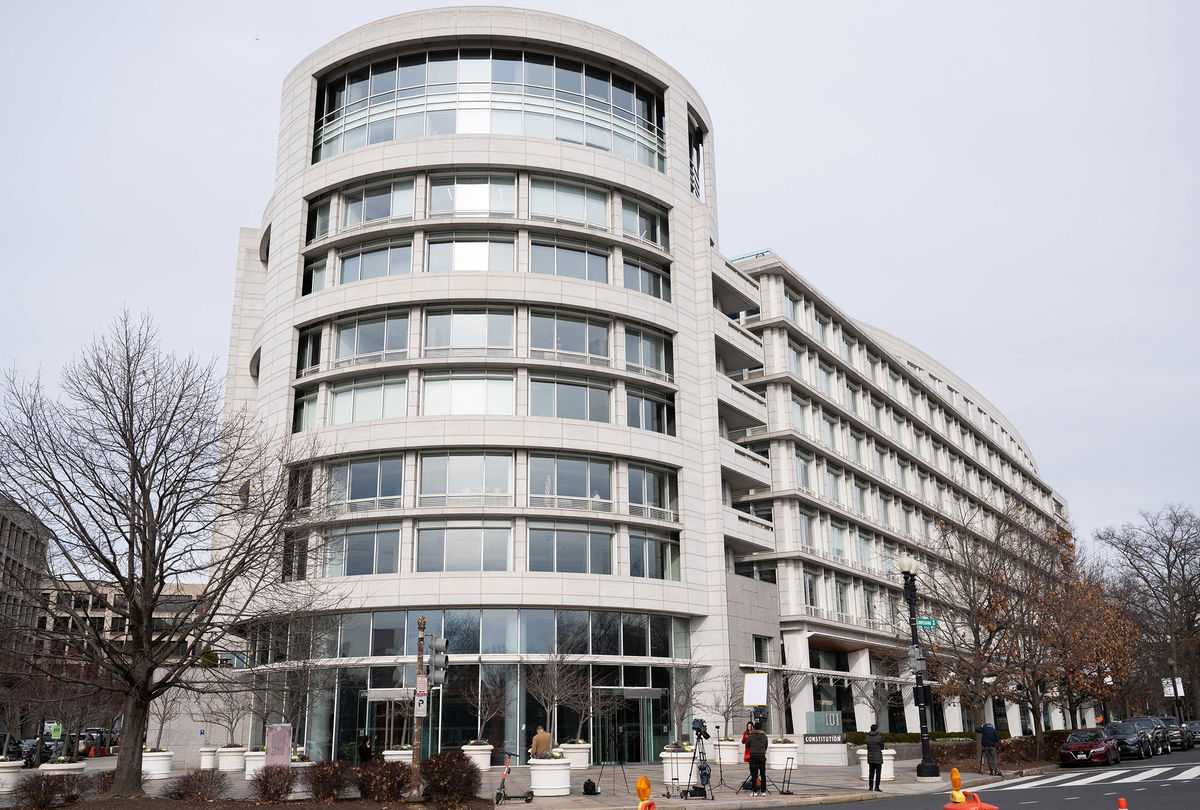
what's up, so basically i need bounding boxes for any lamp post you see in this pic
[898,554,940,779]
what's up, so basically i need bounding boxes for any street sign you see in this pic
[914,618,938,628]
[1162,677,1185,698]
[50,724,62,741]
[414,694,428,718]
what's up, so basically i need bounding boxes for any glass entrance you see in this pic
[594,690,669,763]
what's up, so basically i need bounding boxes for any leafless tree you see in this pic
[0,311,335,795]
[848,655,905,730]
[666,659,712,744]
[148,687,187,750]
[765,669,808,737]
[456,664,512,744]
[192,678,254,747]
[524,651,589,743]
[699,671,745,739]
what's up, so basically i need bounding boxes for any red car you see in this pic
[1060,729,1120,767]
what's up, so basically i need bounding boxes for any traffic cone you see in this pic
[943,767,1000,810]
[1117,800,1127,809]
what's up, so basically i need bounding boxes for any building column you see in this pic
[847,649,874,731]
[783,630,811,736]
[944,696,965,733]
[1005,701,1023,737]
[901,664,921,733]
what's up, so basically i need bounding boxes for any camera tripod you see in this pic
[665,729,714,800]
[707,724,735,792]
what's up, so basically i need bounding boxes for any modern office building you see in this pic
[224,7,1070,764]
[0,492,50,636]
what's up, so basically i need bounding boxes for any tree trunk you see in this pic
[109,692,149,796]
[1030,699,1045,760]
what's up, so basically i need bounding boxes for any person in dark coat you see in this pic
[975,722,1000,775]
[865,724,884,791]
[358,735,374,763]
[745,722,769,795]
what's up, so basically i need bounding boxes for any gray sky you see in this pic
[1,1,1196,543]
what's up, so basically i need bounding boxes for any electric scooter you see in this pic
[494,751,534,805]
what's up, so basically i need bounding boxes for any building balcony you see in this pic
[712,261,760,314]
[720,438,772,489]
[716,374,767,429]
[714,313,764,373]
[723,507,775,554]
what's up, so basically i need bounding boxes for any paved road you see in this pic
[809,746,1200,810]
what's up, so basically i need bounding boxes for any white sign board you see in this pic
[414,693,428,718]
[743,672,768,706]
[1162,677,1185,698]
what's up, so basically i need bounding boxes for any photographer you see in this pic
[745,721,768,795]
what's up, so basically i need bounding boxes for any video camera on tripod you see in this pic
[692,719,711,740]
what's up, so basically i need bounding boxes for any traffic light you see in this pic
[428,637,449,685]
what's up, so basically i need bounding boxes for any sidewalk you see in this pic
[2,756,1011,808]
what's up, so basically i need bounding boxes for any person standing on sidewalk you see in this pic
[745,722,769,795]
[975,722,1000,775]
[865,724,884,792]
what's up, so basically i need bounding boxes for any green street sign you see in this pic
[914,618,939,628]
[50,724,62,740]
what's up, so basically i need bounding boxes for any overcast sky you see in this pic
[1,1,1196,543]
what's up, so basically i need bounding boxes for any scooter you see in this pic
[494,751,534,805]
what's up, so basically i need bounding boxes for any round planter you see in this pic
[766,741,799,770]
[660,750,696,787]
[528,757,571,796]
[216,746,246,771]
[558,743,591,770]
[0,760,26,794]
[714,741,742,765]
[289,761,314,800]
[243,750,265,780]
[39,762,88,774]
[382,749,413,764]
[199,747,217,770]
[856,748,897,782]
[142,750,174,780]
[462,744,493,771]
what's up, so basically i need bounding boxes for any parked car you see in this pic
[1156,716,1194,751]
[1128,717,1171,756]
[1060,729,1120,767]
[1106,722,1154,759]
[1185,720,1200,739]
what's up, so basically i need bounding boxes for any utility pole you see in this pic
[411,615,425,791]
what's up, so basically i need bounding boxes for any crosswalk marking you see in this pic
[1110,767,1171,783]
[1167,766,1200,780]
[994,774,1078,790]
[1062,771,1122,786]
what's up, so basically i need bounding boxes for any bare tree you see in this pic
[848,655,905,731]
[666,659,712,744]
[524,651,589,743]
[457,664,512,744]
[192,679,254,747]
[765,669,808,737]
[699,671,745,739]
[148,687,187,750]
[0,312,336,794]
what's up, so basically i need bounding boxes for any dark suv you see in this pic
[1106,722,1154,759]
[1129,716,1171,755]
[1157,716,1194,751]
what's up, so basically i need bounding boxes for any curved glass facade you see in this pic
[313,48,667,170]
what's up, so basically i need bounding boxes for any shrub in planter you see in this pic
[356,760,413,802]
[164,768,229,801]
[422,750,481,810]
[251,765,296,802]
[301,760,351,802]
[15,773,64,810]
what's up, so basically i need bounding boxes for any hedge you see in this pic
[844,730,1010,745]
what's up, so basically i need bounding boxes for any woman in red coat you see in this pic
[741,721,754,762]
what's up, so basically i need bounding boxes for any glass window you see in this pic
[521,609,555,653]
[794,452,811,489]
[323,525,399,578]
[424,309,514,356]
[339,241,412,283]
[591,611,620,655]
[629,528,680,580]
[416,520,511,571]
[556,610,590,653]
[334,310,408,366]
[830,524,846,558]
[529,375,609,422]
[293,390,317,433]
[826,467,841,502]
[422,370,514,415]
[306,198,331,242]
[330,375,406,425]
[804,571,820,608]
[529,311,609,363]
[343,180,414,228]
[528,521,612,574]
[426,236,515,272]
[530,178,608,228]
[625,327,673,378]
[418,453,513,506]
[338,613,370,658]
[428,174,516,217]
[622,257,671,301]
[372,611,405,656]
[621,613,648,656]
[530,240,608,282]
[529,454,612,503]
[621,198,669,249]
[302,259,327,296]
[328,456,404,506]
[297,326,322,375]
[628,464,677,517]
[626,386,675,435]
[480,608,518,653]
[444,609,481,655]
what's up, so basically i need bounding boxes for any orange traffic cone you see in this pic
[1117,800,1128,809]
[943,767,1000,810]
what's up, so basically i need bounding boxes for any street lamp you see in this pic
[898,554,940,779]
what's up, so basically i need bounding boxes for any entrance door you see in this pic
[597,698,642,764]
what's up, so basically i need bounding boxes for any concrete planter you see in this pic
[289,761,314,800]
[199,747,217,770]
[39,762,87,774]
[382,749,413,764]
[714,741,742,765]
[766,741,798,770]
[462,744,493,771]
[528,757,571,796]
[558,743,591,769]
[856,748,897,782]
[243,750,266,780]
[142,750,174,780]
[216,746,246,771]
[0,760,26,794]
[661,750,696,787]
